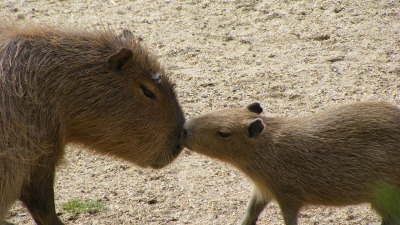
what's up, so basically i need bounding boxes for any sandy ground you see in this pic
[1,0,400,224]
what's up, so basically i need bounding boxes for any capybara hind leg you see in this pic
[19,168,63,225]
[240,189,269,225]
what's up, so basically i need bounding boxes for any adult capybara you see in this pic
[182,102,400,225]
[0,24,185,225]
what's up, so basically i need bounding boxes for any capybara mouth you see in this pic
[149,162,164,169]
[182,138,193,150]
[182,142,192,150]
[172,143,184,156]
[149,160,173,169]
[181,127,192,149]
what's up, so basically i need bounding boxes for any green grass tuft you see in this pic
[62,199,107,215]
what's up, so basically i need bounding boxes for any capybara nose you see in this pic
[182,127,188,138]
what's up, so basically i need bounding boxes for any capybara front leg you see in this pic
[278,201,300,225]
[240,189,269,225]
[19,167,64,225]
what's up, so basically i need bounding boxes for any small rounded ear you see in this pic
[108,48,133,72]
[247,102,263,114]
[248,119,265,138]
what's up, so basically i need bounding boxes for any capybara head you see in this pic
[183,103,264,162]
[63,29,185,169]
[0,25,185,169]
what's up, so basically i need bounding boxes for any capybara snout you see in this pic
[0,24,185,224]
[149,120,186,169]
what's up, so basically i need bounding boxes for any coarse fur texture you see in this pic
[183,102,400,225]
[0,23,185,225]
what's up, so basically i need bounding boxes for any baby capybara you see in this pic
[0,24,185,225]
[182,102,400,225]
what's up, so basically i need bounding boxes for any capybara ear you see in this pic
[247,102,263,114]
[108,48,133,72]
[248,119,265,138]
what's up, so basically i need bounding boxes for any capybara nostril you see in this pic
[182,127,189,138]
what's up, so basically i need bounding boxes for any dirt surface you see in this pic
[1,0,400,224]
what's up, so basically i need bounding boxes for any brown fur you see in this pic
[0,24,185,224]
[183,102,400,225]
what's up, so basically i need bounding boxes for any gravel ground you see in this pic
[1,0,400,224]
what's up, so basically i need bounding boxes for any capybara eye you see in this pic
[140,85,156,100]
[218,131,232,138]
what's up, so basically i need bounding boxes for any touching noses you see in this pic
[182,121,193,140]
[181,124,192,149]
[182,126,189,138]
